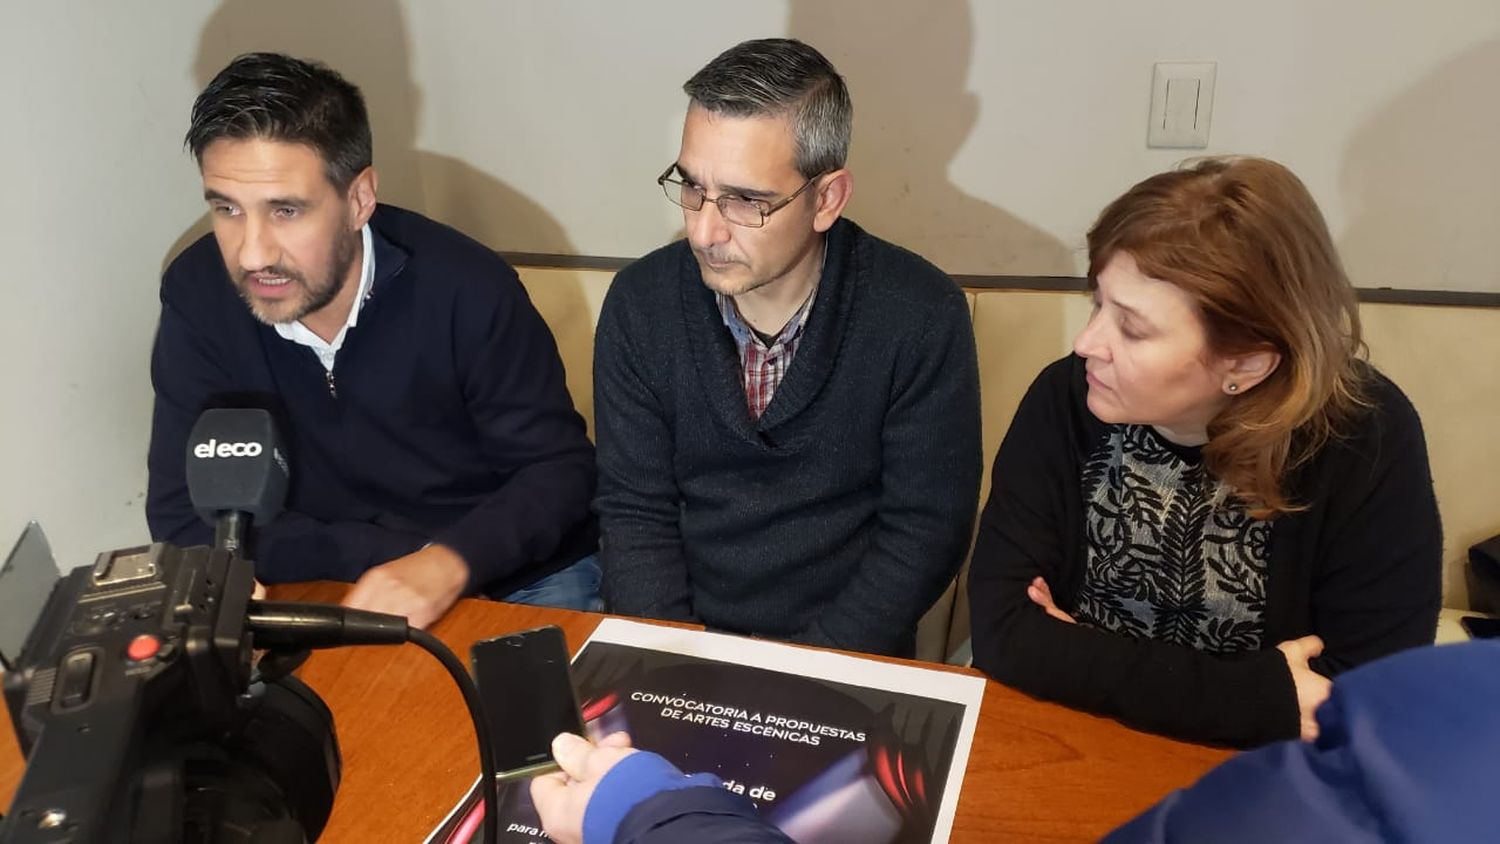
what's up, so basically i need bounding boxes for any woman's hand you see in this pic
[1027,576,1077,624]
[1275,635,1332,741]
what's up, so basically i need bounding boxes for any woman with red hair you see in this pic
[967,157,1441,747]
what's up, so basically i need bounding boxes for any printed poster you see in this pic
[426,619,985,844]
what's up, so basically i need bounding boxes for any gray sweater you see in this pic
[593,218,981,656]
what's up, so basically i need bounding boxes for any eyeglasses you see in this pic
[657,164,824,228]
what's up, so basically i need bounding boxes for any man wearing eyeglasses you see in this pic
[593,39,981,657]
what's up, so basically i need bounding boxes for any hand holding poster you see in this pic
[428,620,985,844]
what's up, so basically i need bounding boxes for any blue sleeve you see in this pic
[581,752,720,844]
[1106,640,1500,843]
[612,788,796,844]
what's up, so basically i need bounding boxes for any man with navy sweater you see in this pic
[593,40,981,656]
[147,53,597,627]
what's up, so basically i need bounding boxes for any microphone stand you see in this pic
[218,509,309,681]
[214,510,248,555]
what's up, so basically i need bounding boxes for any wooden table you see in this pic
[2,583,1231,841]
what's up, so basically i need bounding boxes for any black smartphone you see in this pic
[1459,615,1500,640]
[470,625,585,781]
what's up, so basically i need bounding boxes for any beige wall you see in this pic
[3,0,1496,574]
[410,1,1500,293]
[1361,304,1500,608]
[0,3,218,571]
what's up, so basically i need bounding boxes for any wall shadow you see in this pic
[167,0,596,419]
[1338,38,1500,608]
[1338,40,1500,296]
[788,0,1075,277]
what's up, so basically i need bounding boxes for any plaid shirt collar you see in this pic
[714,281,817,356]
[714,241,826,354]
[713,247,824,419]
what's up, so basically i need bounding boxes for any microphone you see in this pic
[185,408,289,554]
[183,408,408,649]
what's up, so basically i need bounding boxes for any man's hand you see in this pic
[1027,576,1077,624]
[1276,635,1333,741]
[342,543,470,629]
[531,732,637,844]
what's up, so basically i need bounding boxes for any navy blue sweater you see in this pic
[147,205,596,596]
[594,218,981,656]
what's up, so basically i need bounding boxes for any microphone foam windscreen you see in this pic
[186,408,289,524]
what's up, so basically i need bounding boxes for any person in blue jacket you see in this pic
[531,639,1500,843]
[1106,638,1500,844]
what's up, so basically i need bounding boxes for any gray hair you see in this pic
[683,38,852,178]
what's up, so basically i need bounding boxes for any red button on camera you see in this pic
[126,634,161,662]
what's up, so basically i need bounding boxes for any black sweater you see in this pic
[147,205,596,596]
[594,218,982,657]
[968,355,1442,747]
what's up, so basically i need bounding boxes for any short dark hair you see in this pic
[186,52,372,190]
[684,38,852,178]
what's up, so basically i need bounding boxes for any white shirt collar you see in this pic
[273,224,374,370]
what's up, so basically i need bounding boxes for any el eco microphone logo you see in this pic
[192,439,264,459]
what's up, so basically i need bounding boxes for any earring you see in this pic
[1226,383,1240,394]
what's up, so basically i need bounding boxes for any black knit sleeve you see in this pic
[1300,370,1442,676]
[968,356,1299,748]
[795,284,982,654]
[593,269,697,622]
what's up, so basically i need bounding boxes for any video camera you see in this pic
[2,410,343,842]
[1,408,503,844]
[0,529,338,843]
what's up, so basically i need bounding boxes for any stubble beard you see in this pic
[694,248,782,299]
[238,228,361,326]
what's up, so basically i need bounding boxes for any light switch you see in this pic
[1148,61,1216,148]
